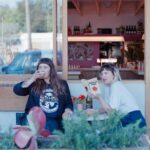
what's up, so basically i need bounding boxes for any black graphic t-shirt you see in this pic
[13,79,73,120]
[40,88,59,114]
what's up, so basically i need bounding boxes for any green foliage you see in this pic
[52,111,147,150]
[0,127,17,150]
[125,42,144,62]
[0,0,53,35]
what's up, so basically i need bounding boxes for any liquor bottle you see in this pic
[125,25,128,34]
[88,22,92,33]
[73,26,76,35]
[128,25,131,34]
[134,25,137,34]
[86,91,93,109]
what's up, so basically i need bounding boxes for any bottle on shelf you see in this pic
[125,25,129,34]
[73,25,81,35]
[134,25,137,34]
[77,26,80,35]
[87,21,92,33]
[86,91,93,109]
[73,26,76,35]
[128,25,131,34]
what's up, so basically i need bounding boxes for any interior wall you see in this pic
[68,42,99,68]
[68,1,144,34]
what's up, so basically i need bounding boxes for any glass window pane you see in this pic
[57,0,62,68]
[0,0,53,74]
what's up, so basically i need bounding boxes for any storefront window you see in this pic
[0,0,53,74]
[57,0,62,68]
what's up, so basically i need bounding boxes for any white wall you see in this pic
[68,80,145,116]
[0,80,145,132]
[68,1,144,34]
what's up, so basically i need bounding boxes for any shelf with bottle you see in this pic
[68,21,93,36]
[68,34,124,42]
[68,34,143,42]
[115,22,144,41]
[123,34,143,41]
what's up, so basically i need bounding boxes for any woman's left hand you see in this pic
[62,108,73,119]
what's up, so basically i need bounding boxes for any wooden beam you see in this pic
[62,0,68,79]
[52,0,57,67]
[116,0,122,16]
[135,0,144,15]
[71,0,82,15]
[145,0,150,135]
[95,0,101,15]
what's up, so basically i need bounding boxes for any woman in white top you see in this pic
[95,63,146,128]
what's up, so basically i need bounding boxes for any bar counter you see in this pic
[75,67,144,80]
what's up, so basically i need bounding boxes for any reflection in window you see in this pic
[0,0,53,74]
[57,0,62,67]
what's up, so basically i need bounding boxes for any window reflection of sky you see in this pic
[0,0,22,8]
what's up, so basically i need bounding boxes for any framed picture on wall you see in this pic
[68,43,93,61]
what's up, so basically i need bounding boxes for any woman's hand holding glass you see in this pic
[34,70,45,79]
[22,70,45,88]
[30,70,45,82]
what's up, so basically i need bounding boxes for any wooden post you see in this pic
[25,0,32,49]
[52,0,57,67]
[145,0,150,130]
[62,0,68,80]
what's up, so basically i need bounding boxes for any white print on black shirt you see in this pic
[39,88,59,113]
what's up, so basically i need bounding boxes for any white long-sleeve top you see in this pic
[101,81,140,114]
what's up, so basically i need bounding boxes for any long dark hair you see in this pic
[32,58,65,96]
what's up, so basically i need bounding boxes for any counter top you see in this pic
[74,67,144,75]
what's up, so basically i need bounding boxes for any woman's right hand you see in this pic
[22,70,44,88]
[31,70,44,82]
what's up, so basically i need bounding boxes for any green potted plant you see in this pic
[0,127,17,150]
[125,42,144,69]
[49,111,149,150]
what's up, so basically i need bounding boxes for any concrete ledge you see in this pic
[0,80,145,132]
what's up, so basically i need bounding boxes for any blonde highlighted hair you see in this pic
[99,63,121,81]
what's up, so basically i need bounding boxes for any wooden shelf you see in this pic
[68,34,143,42]
[123,34,143,41]
[68,35,124,42]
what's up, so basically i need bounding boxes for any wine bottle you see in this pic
[125,26,128,34]
[88,22,92,33]
[86,91,93,109]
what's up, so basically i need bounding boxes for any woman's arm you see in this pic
[13,70,43,96]
[24,94,37,114]
[98,95,112,113]
[13,82,31,96]
[93,93,112,113]
[13,77,35,96]
[61,80,73,118]
[96,82,122,113]
[63,80,73,111]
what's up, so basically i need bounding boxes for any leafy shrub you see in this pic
[125,42,144,62]
[0,127,17,150]
[52,111,147,150]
